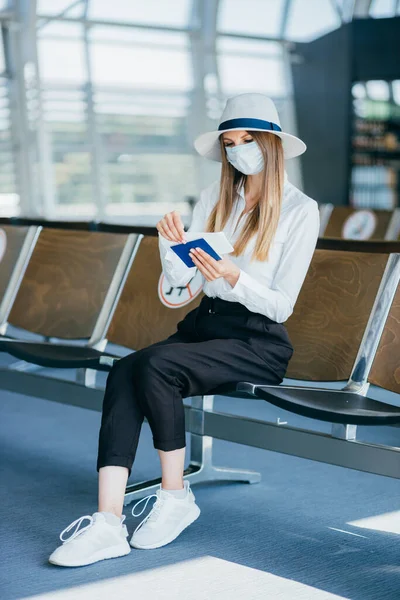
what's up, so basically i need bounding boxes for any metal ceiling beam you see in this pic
[35,13,290,42]
[82,0,109,219]
[37,0,84,30]
[279,0,292,38]
[36,13,192,33]
[188,0,222,192]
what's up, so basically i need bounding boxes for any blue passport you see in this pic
[171,238,221,268]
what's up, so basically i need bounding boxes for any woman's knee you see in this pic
[135,346,180,387]
[107,345,179,391]
[105,351,141,387]
[108,347,150,374]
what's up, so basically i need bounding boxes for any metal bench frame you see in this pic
[0,366,399,508]
[0,225,41,336]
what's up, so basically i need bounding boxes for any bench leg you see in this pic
[182,432,262,486]
[331,423,357,440]
[123,393,261,506]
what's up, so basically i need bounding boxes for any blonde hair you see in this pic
[205,131,284,262]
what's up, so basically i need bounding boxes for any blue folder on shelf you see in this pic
[171,238,222,268]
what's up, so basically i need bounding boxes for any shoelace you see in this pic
[131,493,162,535]
[59,515,93,543]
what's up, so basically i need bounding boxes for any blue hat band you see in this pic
[218,118,282,133]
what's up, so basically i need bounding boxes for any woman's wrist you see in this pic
[224,267,241,288]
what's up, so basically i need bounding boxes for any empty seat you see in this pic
[0,228,138,368]
[322,206,394,240]
[239,385,400,425]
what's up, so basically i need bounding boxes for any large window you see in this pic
[89,28,192,90]
[36,18,197,219]
[218,0,286,37]
[2,0,398,219]
[37,21,92,214]
[90,26,196,216]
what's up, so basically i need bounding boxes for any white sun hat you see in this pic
[194,93,306,162]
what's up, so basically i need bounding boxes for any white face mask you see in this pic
[225,141,264,175]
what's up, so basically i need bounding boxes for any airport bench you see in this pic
[0,234,398,503]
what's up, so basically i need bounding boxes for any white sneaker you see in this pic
[130,481,201,550]
[49,512,131,567]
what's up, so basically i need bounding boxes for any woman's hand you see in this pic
[156,211,186,243]
[189,247,241,288]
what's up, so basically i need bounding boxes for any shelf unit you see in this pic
[351,103,400,210]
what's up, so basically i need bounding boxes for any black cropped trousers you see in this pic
[97,295,294,477]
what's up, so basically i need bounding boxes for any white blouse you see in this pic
[158,174,320,323]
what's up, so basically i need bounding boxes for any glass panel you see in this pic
[218,0,285,37]
[218,37,281,56]
[37,0,85,16]
[89,26,188,47]
[37,21,83,39]
[41,87,92,209]
[217,37,285,97]
[38,38,87,83]
[95,90,189,117]
[89,0,190,27]
[286,0,341,42]
[370,0,397,18]
[95,88,196,213]
[103,153,197,213]
[90,34,192,90]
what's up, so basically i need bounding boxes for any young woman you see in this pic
[49,93,320,567]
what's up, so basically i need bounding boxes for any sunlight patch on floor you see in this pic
[348,511,400,535]
[28,556,348,600]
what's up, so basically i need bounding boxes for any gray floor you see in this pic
[0,337,399,600]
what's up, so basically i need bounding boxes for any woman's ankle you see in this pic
[98,511,122,525]
[98,506,122,518]
[161,480,184,491]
